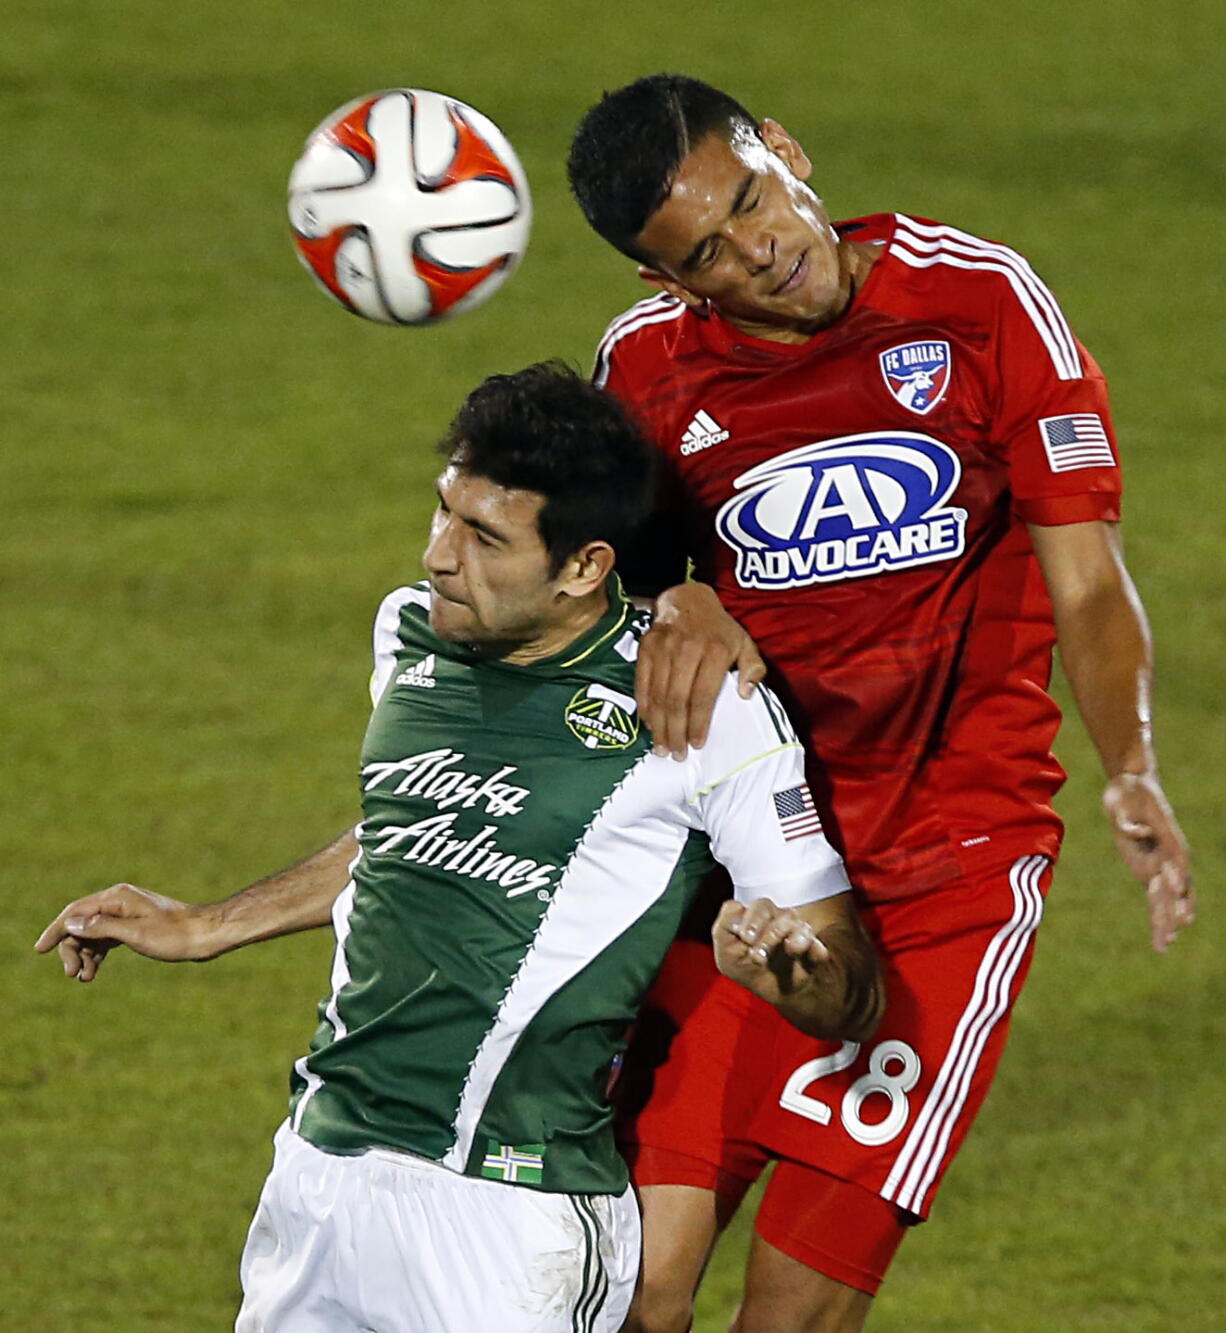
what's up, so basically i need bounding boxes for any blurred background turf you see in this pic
[3,1,1222,1328]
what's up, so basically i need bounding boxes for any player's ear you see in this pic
[557,541,616,598]
[760,119,812,182]
[637,266,705,310]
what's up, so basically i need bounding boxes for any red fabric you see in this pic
[623,1146,907,1296]
[615,939,771,1185]
[599,213,1122,897]
[623,1143,761,1207]
[619,855,1053,1225]
[756,1162,909,1296]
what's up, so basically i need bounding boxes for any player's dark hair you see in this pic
[568,73,760,263]
[440,361,656,576]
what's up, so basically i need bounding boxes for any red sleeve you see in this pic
[990,273,1123,526]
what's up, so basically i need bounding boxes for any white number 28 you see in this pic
[779,1039,922,1147]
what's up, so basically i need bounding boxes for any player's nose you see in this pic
[739,230,775,275]
[422,512,460,574]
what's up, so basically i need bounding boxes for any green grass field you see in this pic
[4,2,1223,1327]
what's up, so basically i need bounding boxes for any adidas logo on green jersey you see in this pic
[395,653,436,689]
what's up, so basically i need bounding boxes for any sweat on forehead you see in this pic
[666,124,782,207]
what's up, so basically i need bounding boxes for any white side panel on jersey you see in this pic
[889,216,1083,382]
[443,751,696,1172]
[692,680,850,905]
[880,853,1046,1213]
[371,583,432,704]
[440,678,854,1172]
[291,875,360,1131]
[592,295,685,388]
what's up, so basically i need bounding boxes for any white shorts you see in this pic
[235,1122,640,1333]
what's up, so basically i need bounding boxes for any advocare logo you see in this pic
[715,432,967,590]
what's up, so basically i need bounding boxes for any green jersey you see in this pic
[289,579,848,1194]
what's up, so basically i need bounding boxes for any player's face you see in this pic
[422,466,577,653]
[635,121,846,339]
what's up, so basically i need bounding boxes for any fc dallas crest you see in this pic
[879,340,951,415]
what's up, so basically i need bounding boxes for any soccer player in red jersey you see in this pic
[568,75,1195,1332]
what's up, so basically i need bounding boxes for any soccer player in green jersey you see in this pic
[37,363,883,1333]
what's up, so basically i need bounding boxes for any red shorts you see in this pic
[619,852,1052,1293]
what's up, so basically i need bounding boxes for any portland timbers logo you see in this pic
[565,682,639,750]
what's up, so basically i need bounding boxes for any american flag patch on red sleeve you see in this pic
[1038,413,1115,472]
[773,785,823,841]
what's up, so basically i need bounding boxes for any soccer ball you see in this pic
[287,89,531,325]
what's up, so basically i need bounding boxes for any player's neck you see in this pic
[498,588,612,666]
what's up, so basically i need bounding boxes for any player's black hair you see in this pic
[439,361,656,576]
[568,73,760,263]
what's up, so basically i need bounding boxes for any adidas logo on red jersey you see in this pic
[680,409,730,455]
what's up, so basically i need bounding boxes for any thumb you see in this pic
[1103,789,1153,839]
[1111,808,1155,837]
[806,936,831,966]
[63,912,135,942]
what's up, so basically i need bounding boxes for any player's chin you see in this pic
[427,602,477,642]
[787,255,841,316]
[751,283,832,328]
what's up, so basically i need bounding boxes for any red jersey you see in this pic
[596,214,1122,898]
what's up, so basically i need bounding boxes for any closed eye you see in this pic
[694,240,720,270]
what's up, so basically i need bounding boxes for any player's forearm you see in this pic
[192,829,359,958]
[774,922,885,1043]
[1052,570,1155,779]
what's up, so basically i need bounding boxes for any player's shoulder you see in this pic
[593,600,798,753]
[701,677,802,775]
[884,211,1033,259]
[541,579,643,698]
[714,675,798,738]
[834,211,899,246]
[374,582,432,651]
[375,581,431,627]
[880,212,1051,302]
[575,593,651,688]
[368,584,432,703]
[880,213,1083,377]
[593,292,691,388]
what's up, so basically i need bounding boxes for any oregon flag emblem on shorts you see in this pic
[481,1140,545,1184]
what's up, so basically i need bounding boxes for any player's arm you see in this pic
[692,678,883,1039]
[635,581,766,759]
[1029,520,1193,951]
[34,827,358,982]
[713,892,884,1041]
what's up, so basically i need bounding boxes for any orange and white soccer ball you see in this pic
[288,89,531,325]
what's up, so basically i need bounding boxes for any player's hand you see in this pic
[34,883,207,982]
[1102,772,1194,953]
[636,582,765,759]
[712,898,830,1002]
